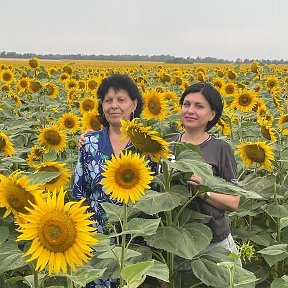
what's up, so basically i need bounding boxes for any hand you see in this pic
[186,175,203,187]
[78,129,93,148]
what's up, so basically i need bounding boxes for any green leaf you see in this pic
[0,240,28,274]
[127,218,160,236]
[100,202,124,222]
[0,226,9,245]
[258,244,288,266]
[202,175,261,199]
[192,257,256,288]
[121,260,154,287]
[27,171,61,185]
[266,204,288,218]
[64,266,106,287]
[98,247,141,261]
[146,260,169,283]
[280,217,288,230]
[146,223,212,259]
[271,275,288,288]
[134,187,189,215]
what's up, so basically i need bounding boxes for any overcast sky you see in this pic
[1,0,287,60]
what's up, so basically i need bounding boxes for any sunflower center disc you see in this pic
[0,138,6,150]
[40,211,76,252]
[64,119,74,128]
[244,145,266,163]
[83,99,95,111]
[9,185,34,213]
[44,131,61,145]
[148,100,161,114]
[239,95,251,106]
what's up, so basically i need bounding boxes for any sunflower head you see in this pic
[121,119,169,162]
[142,90,168,120]
[278,114,288,135]
[45,82,59,98]
[101,151,154,204]
[0,171,44,218]
[0,70,14,83]
[38,126,67,152]
[0,131,15,157]
[59,113,80,134]
[231,89,258,112]
[28,58,40,70]
[236,141,275,172]
[79,97,98,115]
[260,125,277,142]
[17,188,98,274]
[36,161,70,191]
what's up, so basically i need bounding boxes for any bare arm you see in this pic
[187,175,240,212]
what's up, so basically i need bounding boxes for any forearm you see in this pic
[201,192,240,212]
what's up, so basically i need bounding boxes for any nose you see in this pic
[110,99,119,108]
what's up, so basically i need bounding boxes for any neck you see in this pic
[182,130,210,145]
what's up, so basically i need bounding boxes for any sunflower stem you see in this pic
[120,203,128,287]
[67,266,73,288]
[33,269,39,288]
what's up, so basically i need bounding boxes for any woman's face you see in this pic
[180,92,216,132]
[102,88,137,126]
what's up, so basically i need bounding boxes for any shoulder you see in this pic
[209,137,233,150]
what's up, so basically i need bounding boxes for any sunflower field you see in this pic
[0,58,288,288]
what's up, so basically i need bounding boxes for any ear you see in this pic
[133,99,138,110]
[209,110,216,121]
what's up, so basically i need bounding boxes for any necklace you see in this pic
[180,133,211,145]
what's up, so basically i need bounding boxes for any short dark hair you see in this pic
[179,82,223,131]
[97,74,143,127]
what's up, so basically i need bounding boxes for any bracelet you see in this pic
[203,192,211,200]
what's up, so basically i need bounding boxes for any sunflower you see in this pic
[65,79,78,90]
[81,110,102,132]
[87,78,99,91]
[257,109,274,127]
[66,88,77,104]
[59,112,80,134]
[18,77,30,91]
[142,90,167,120]
[35,161,70,191]
[29,80,42,93]
[78,80,86,90]
[1,84,10,92]
[17,189,98,274]
[161,90,178,101]
[44,82,59,98]
[120,119,169,162]
[260,125,277,142]
[226,69,237,80]
[28,58,40,70]
[0,171,44,218]
[0,70,14,83]
[9,94,22,107]
[59,72,70,82]
[212,78,225,90]
[79,97,98,115]
[27,145,46,168]
[38,126,67,152]
[0,131,15,157]
[230,89,258,112]
[236,141,275,172]
[250,61,260,73]
[217,118,231,136]
[101,151,154,204]
[265,76,279,91]
[62,65,73,75]
[278,114,288,135]
[221,82,237,96]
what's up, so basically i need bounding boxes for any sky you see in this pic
[1,0,288,61]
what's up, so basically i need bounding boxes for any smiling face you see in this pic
[180,92,216,132]
[102,88,138,127]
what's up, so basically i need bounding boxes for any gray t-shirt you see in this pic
[175,134,237,243]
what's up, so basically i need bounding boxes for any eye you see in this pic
[182,102,190,108]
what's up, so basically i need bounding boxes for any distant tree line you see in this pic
[1,51,287,64]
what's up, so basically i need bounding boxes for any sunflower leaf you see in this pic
[121,260,154,287]
[0,240,27,274]
[64,267,106,287]
[27,171,61,185]
[146,223,212,259]
[134,188,189,215]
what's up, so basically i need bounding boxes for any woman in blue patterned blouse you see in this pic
[72,74,146,288]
